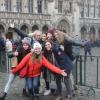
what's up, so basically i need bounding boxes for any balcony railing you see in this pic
[0,11,51,21]
[80,17,100,24]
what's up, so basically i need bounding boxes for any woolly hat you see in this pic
[33,42,42,50]
[48,28,56,35]
[22,37,31,46]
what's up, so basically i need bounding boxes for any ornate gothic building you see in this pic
[0,0,100,40]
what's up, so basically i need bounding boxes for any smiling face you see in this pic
[23,43,29,50]
[45,41,52,51]
[47,33,53,40]
[34,47,42,54]
[32,42,42,54]
[34,31,42,41]
[42,33,47,41]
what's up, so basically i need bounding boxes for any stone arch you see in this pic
[0,24,5,34]
[98,28,100,39]
[32,25,39,32]
[42,25,48,34]
[57,19,70,33]
[80,26,87,39]
[20,24,29,33]
[90,26,96,41]
[90,26,96,34]
[6,27,14,39]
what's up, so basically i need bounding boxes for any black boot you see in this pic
[0,92,7,100]
[22,88,30,97]
[34,94,40,100]
[30,95,34,100]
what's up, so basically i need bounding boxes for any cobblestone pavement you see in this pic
[0,47,100,100]
[0,72,78,100]
[0,72,100,100]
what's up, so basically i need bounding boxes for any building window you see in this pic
[69,2,72,13]
[87,4,89,17]
[80,4,84,18]
[44,0,47,9]
[98,5,100,17]
[28,0,33,13]
[94,4,96,18]
[90,5,94,18]
[4,0,11,11]
[96,2,100,18]
[58,0,62,13]
[85,4,89,17]
[16,0,22,12]
[37,0,42,13]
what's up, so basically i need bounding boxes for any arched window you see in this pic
[90,27,95,34]
[42,25,48,33]
[20,25,29,33]
[32,25,39,32]
[0,25,5,33]
[98,28,100,39]
[5,0,11,11]
[57,20,70,33]
[16,0,22,12]
[89,26,96,41]
[6,27,13,39]
[80,26,87,39]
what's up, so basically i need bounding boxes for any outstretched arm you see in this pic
[42,56,67,76]
[11,53,31,74]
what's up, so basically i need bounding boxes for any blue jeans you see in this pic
[64,70,72,97]
[27,76,40,95]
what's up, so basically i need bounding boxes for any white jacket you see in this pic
[6,39,12,52]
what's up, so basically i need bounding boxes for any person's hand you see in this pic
[61,70,67,76]
[13,51,18,56]
[10,23,15,28]
[11,68,16,74]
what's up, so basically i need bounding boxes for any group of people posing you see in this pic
[0,24,85,100]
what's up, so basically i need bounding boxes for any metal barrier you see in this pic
[75,55,100,99]
[0,51,8,73]
[76,55,100,89]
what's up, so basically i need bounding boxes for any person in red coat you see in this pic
[12,42,67,100]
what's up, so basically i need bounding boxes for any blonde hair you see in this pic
[34,30,42,35]
[54,30,66,44]
[28,32,35,37]
[28,30,42,38]
[30,52,42,64]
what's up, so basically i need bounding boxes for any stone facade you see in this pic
[0,0,100,40]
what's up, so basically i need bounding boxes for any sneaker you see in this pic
[44,90,51,96]
[0,92,7,100]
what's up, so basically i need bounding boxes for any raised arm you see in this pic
[10,24,28,38]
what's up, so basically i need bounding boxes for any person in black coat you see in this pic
[52,41,74,99]
[0,34,5,51]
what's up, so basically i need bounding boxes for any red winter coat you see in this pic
[12,52,63,77]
